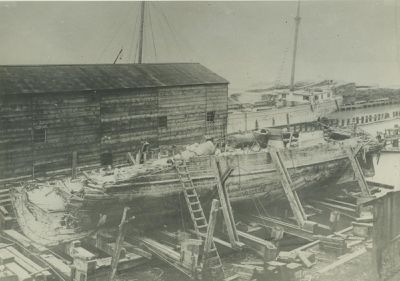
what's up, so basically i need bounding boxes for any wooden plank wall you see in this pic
[0,84,228,179]
[158,84,228,147]
[205,85,228,140]
[158,86,206,146]
[100,89,159,164]
[0,94,33,178]
[31,92,101,176]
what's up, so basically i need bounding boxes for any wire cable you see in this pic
[96,6,135,62]
[148,4,158,61]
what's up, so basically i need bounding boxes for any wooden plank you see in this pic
[213,159,241,248]
[203,200,219,257]
[109,207,134,281]
[317,247,366,274]
[346,147,371,196]
[269,148,307,226]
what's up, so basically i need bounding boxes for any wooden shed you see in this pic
[0,63,229,179]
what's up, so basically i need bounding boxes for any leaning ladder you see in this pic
[175,162,224,279]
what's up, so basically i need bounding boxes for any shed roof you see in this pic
[0,63,228,95]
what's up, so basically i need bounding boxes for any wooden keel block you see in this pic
[302,221,317,232]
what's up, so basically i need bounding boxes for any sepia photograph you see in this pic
[0,1,399,280]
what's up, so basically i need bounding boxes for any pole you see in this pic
[71,151,77,179]
[138,1,145,64]
[109,207,134,281]
[113,48,123,64]
[290,0,301,91]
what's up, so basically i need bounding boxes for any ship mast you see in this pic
[137,1,145,64]
[290,0,301,91]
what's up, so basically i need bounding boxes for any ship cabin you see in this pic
[0,63,229,180]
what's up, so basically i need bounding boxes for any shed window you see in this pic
[158,116,168,128]
[33,128,46,143]
[206,111,215,123]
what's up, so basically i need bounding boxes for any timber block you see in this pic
[0,249,15,264]
[276,251,297,263]
[282,263,303,281]
[302,221,317,233]
[107,242,126,259]
[0,206,15,230]
[315,235,347,255]
[296,251,315,268]
[352,222,373,238]
[0,269,18,281]
[266,261,286,280]
[232,264,260,281]
[264,264,280,280]
[5,262,32,281]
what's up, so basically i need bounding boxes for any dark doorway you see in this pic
[101,151,113,166]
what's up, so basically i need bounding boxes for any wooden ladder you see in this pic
[0,188,15,229]
[346,146,371,197]
[175,162,224,280]
[0,188,12,207]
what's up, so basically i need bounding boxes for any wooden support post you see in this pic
[203,200,220,261]
[109,207,134,281]
[72,151,78,179]
[126,152,136,165]
[345,146,371,197]
[269,147,307,227]
[213,158,243,249]
[244,112,248,132]
[202,199,225,281]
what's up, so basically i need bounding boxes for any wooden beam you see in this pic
[268,147,307,227]
[236,230,277,261]
[203,199,220,262]
[108,207,134,281]
[126,152,136,165]
[346,147,371,197]
[221,168,234,185]
[71,151,78,179]
[214,158,242,249]
[317,247,366,274]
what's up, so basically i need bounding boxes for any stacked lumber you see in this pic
[0,243,52,281]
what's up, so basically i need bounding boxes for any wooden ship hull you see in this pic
[63,142,368,230]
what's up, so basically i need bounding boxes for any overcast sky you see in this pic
[0,1,399,91]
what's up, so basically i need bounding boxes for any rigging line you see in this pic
[153,4,186,60]
[151,4,173,57]
[96,6,134,62]
[148,3,158,61]
[133,32,140,64]
[396,0,400,72]
[129,5,141,63]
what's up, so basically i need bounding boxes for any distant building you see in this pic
[0,63,228,179]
